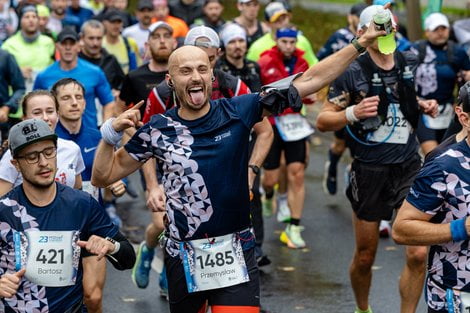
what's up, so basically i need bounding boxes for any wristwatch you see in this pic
[351,37,366,54]
[248,164,260,176]
[105,237,120,255]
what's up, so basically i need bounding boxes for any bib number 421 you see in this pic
[36,249,65,264]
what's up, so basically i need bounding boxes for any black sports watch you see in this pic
[351,37,366,54]
[248,164,260,176]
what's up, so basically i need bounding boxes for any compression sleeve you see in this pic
[105,231,136,270]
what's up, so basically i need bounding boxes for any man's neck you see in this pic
[148,59,168,72]
[178,102,210,120]
[105,34,120,44]
[81,49,101,60]
[60,118,82,134]
[368,48,394,71]
[226,55,244,69]
[60,59,78,71]
[236,16,256,28]
[52,12,65,19]
[23,181,57,207]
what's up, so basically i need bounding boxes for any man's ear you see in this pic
[10,159,19,172]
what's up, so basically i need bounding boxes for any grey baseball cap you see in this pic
[8,119,58,156]
[184,25,220,48]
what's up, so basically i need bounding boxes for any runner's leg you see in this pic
[82,256,106,313]
[399,245,427,313]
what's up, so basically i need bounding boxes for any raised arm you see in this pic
[91,102,144,187]
[293,20,386,98]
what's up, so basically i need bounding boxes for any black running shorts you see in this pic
[346,154,421,221]
[165,247,260,313]
[263,126,307,170]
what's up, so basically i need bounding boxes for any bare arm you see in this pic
[392,200,452,246]
[0,179,13,197]
[91,102,145,187]
[316,96,380,132]
[103,101,116,121]
[293,23,386,99]
[248,118,273,188]
[73,174,82,190]
[115,97,128,115]
[142,159,166,212]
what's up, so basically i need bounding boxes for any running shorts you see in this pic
[346,154,421,221]
[263,126,307,170]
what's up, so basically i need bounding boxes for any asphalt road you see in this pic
[103,132,427,313]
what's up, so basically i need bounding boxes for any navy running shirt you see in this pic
[328,52,420,164]
[125,94,263,242]
[0,183,118,313]
[406,140,470,311]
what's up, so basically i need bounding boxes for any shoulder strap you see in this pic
[416,39,427,64]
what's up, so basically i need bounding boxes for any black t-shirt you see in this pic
[119,64,167,116]
[79,50,125,90]
[216,57,262,92]
[424,134,458,163]
[328,51,420,165]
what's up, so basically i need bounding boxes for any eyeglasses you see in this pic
[16,146,57,164]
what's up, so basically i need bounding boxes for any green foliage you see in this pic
[221,0,345,53]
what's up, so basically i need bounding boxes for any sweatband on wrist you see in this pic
[100,118,123,146]
[450,218,468,242]
[345,105,359,124]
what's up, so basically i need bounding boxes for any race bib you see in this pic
[82,181,99,200]
[180,233,249,293]
[21,231,80,287]
[275,114,314,142]
[447,288,470,313]
[367,103,410,145]
[422,103,453,130]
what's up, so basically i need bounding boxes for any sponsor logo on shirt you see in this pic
[84,147,97,153]
[214,131,231,142]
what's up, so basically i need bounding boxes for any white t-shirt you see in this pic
[0,138,85,188]
[122,24,149,59]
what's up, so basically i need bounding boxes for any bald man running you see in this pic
[91,23,385,313]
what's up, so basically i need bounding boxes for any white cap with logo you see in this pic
[220,23,246,46]
[184,25,220,48]
[424,13,449,31]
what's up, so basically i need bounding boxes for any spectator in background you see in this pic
[317,2,366,60]
[123,0,156,59]
[191,0,225,33]
[36,4,54,39]
[117,21,176,115]
[95,0,133,27]
[0,0,18,44]
[153,0,188,46]
[113,0,136,27]
[2,5,55,91]
[233,0,269,48]
[66,0,94,30]
[168,0,203,26]
[47,0,81,34]
[0,49,25,141]
[34,28,115,129]
[247,1,317,66]
[79,19,125,95]
[102,9,141,74]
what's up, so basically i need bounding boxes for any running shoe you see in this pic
[262,196,273,217]
[322,160,337,195]
[280,225,306,249]
[159,266,169,300]
[276,201,290,223]
[379,220,391,238]
[131,241,155,289]
[105,203,122,229]
[354,306,373,313]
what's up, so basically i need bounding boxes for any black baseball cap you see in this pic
[57,28,79,43]
[103,9,125,22]
[137,0,154,10]
[350,3,367,17]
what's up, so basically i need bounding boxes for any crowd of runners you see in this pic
[0,0,469,312]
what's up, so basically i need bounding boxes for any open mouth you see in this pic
[187,86,205,105]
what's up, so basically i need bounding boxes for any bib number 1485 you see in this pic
[196,251,234,269]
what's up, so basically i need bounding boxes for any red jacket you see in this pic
[258,46,310,121]
[258,46,308,85]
